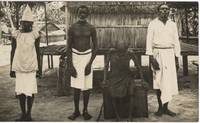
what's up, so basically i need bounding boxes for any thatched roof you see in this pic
[66,2,164,14]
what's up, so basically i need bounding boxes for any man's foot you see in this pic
[82,111,92,120]
[163,109,176,117]
[154,109,163,116]
[68,111,81,120]
[15,114,26,121]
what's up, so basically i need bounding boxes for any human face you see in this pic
[20,21,33,32]
[78,8,88,21]
[158,4,170,21]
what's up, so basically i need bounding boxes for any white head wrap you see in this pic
[21,5,34,22]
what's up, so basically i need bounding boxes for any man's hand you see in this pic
[150,56,160,70]
[10,71,16,78]
[175,57,179,71]
[69,65,77,78]
[109,48,116,53]
[85,63,92,76]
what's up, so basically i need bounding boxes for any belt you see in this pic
[72,49,92,55]
[153,47,173,49]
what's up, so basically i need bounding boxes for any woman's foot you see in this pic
[82,111,92,120]
[68,111,81,120]
[163,109,176,117]
[26,114,33,121]
[15,114,26,121]
[154,108,163,116]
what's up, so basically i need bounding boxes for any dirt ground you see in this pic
[0,64,198,122]
[0,44,198,122]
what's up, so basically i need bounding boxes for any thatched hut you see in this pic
[64,1,164,49]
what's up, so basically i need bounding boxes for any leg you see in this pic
[26,95,34,121]
[16,94,26,121]
[82,90,92,120]
[68,88,81,120]
[155,89,163,116]
[112,98,121,121]
[163,102,176,117]
[128,96,134,121]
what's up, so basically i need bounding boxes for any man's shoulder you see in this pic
[150,18,159,24]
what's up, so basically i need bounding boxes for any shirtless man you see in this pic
[67,5,97,120]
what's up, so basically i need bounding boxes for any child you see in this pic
[9,5,40,121]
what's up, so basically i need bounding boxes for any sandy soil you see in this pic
[0,44,198,121]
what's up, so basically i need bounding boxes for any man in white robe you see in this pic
[146,4,181,117]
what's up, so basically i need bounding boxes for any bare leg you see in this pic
[163,102,176,117]
[16,94,26,121]
[68,88,81,120]
[26,95,34,121]
[82,90,92,120]
[112,98,121,121]
[155,89,163,116]
[128,96,134,121]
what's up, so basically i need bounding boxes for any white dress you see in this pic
[146,18,181,104]
[12,29,39,96]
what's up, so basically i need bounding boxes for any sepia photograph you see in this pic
[0,1,198,122]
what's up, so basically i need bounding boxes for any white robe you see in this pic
[146,18,181,104]
[70,48,93,91]
[11,29,39,96]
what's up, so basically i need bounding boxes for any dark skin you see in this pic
[67,7,97,77]
[67,7,97,121]
[153,4,178,117]
[102,48,144,121]
[10,21,40,121]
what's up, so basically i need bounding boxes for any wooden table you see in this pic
[39,42,198,77]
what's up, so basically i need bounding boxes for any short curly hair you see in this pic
[77,5,89,14]
[157,3,169,11]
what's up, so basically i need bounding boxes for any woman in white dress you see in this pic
[9,5,40,121]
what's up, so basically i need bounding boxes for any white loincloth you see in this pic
[152,48,178,104]
[15,72,37,97]
[70,48,93,91]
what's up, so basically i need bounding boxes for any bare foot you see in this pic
[68,111,81,120]
[154,108,163,116]
[163,109,176,117]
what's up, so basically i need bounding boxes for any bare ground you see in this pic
[0,64,198,122]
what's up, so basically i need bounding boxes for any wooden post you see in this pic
[44,3,51,69]
[183,55,188,76]
[65,2,70,49]
[185,8,189,42]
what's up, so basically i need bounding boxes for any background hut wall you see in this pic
[66,2,163,49]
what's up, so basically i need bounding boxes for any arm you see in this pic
[146,22,159,70]
[10,37,16,77]
[88,26,97,65]
[173,23,181,70]
[35,37,41,77]
[85,26,98,75]
[66,26,77,77]
[128,51,144,79]
[66,26,73,67]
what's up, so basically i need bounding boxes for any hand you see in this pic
[10,71,16,78]
[69,65,77,78]
[127,48,134,54]
[36,70,41,78]
[150,56,160,70]
[101,80,108,88]
[85,63,92,76]
[175,57,179,71]
[109,48,116,53]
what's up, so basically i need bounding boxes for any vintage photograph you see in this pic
[0,1,198,122]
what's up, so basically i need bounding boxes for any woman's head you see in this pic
[20,21,33,32]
